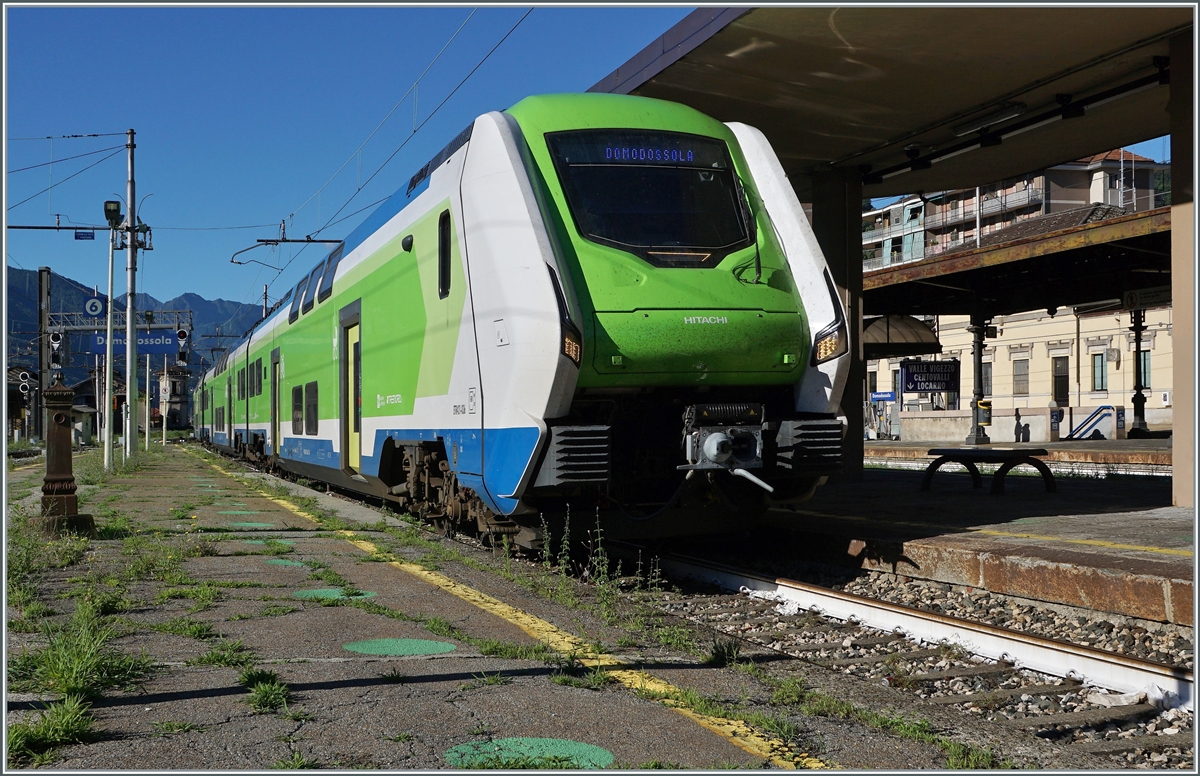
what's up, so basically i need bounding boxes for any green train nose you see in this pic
[591,308,807,378]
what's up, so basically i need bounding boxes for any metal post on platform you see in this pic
[163,354,168,446]
[145,353,151,452]
[965,313,991,445]
[1130,308,1149,431]
[124,129,138,461]
[103,223,117,471]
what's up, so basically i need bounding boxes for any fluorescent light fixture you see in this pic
[952,103,1026,137]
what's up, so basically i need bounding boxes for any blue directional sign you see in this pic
[870,391,896,402]
[84,331,181,356]
[83,297,106,317]
[74,229,95,240]
[901,360,960,393]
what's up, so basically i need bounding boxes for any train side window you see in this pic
[316,243,344,303]
[304,381,319,435]
[292,386,303,435]
[237,368,245,400]
[289,277,309,323]
[438,210,451,299]
[301,263,323,314]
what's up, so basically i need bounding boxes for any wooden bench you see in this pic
[921,447,1056,495]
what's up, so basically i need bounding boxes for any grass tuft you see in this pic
[271,751,319,769]
[6,695,95,767]
[188,638,255,668]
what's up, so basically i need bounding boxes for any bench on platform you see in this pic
[921,447,1056,495]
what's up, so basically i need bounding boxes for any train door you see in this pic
[270,349,280,458]
[338,300,362,476]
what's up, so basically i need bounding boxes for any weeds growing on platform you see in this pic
[7,605,153,699]
[6,694,95,767]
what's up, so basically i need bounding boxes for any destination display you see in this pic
[547,129,728,168]
[85,332,182,356]
[900,360,960,393]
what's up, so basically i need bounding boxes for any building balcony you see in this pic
[924,187,1044,230]
[862,217,924,245]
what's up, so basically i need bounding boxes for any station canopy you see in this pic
[591,7,1190,201]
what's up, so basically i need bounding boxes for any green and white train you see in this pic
[194,93,849,543]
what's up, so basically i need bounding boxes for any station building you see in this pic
[862,148,1174,442]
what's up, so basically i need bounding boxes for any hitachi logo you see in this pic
[683,316,728,324]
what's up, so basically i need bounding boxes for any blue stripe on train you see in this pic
[280,437,338,466]
[360,426,540,516]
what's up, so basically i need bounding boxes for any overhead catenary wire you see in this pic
[8,132,127,140]
[308,8,534,242]
[285,8,478,225]
[265,9,532,291]
[7,144,125,174]
[6,148,124,211]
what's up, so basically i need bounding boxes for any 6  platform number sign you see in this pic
[84,297,106,317]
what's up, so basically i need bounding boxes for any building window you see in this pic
[981,362,992,397]
[1091,353,1107,391]
[1052,356,1070,405]
[892,369,901,398]
[292,386,303,435]
[867,371,877,395]
[1013,359,1029,396]
[1138,350,1151,389]
[304,381,319,436]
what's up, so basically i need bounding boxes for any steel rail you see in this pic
[656,551,1193,711]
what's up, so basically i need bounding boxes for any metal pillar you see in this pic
[811,168,864,480]
[965,314,991,445]
[1129,309,1149,431]
[104,228,116,470]
[1169,32,1194,507]
[37,376,95,537]
[124,128,138,460]
[145,353,151,451]
[37,266,51,442]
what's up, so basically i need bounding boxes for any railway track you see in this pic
[635,549,1193,766]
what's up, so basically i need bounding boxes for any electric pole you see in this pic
[124,129,138,459]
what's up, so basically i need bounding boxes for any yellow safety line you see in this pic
[341,535,822,770]
[790,510,1192,558]
[184,447,824,769]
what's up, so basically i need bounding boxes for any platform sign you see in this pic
[901,360,960,393]
[84,331,181,355]
[83,297,106,317]
[74,229,95,240]
[870,391,896,402]
[1123,285,1171,310]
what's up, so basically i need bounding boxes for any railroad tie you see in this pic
[1069,735,1183,755]
[1001,703,1159,729]
[925,680,1081,705]
[822,647,943,667]
[907,662,1017,682]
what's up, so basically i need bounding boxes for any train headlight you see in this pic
[562,327,582,366]
[813,326,846,364]
[810,269,849,366]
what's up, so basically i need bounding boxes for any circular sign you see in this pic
[84,297,105,317]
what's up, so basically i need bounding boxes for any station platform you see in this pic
[763,454,1192,626]
[864,438,1172,471]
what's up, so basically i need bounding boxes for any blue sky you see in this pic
[6,6,694,307]
[5,6,1176,307]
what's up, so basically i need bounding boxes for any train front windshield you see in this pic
[546,129,753,267]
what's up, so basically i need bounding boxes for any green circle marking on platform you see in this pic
[444,738,613,770]
[228,522,275,529]
[343,638,456,656]
[218,510,260,515]
[292,588,377,601]
[266,559,307,567]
